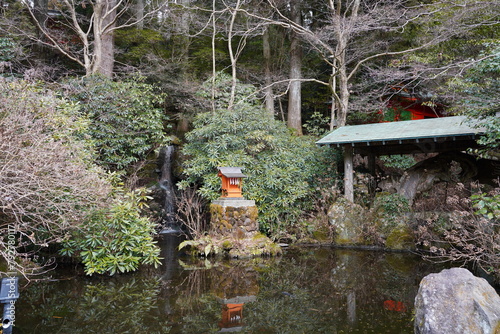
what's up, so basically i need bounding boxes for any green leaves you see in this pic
[0,37,17,62]
[61,188,162,276]
[449,43,500,156]
[62,75,169,172]
[180,73,338,236]
[471,192,500,220]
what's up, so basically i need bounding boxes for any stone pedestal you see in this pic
[210,198,258,238]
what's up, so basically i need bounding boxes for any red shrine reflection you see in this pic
[218,295,257,331]
[383,300,407,312]
[220,303,244,328]
[210,262,259,332]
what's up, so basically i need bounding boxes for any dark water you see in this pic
[13,236,448,334]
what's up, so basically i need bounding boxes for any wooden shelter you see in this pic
[316,116,486,202]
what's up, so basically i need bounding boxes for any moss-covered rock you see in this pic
[328,198,367,245]
[385,223,415,250]
[180,202,281,259]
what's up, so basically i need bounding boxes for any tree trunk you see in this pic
[33,0,48,29]
[263,26,275,116]
[330,58,338,130]
[91,0,116,77]
[333,0,359,127]
[227,0,241,110]
[287,0,302,135]
[337,43,349,127]
[172,0,191,80]
[136,0,144,29]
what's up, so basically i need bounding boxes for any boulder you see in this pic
[414,267,500,334]
[328,198,366,245]
[398,152,478,204]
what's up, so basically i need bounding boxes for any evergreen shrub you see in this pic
[179,73,338,236]
[62,75,169,172]
[61,188,162,275]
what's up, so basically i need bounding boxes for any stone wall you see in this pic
[210,199,258,238]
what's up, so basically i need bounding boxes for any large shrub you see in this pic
[61,188,162,275]
[179,73,336,235]
[0,79,162,276]
[0,79,111,274]
[62,75,169,172]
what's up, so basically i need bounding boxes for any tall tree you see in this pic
[20,0,165,77]
[263,26,275,115]
[241,0,500,127]
[93,0,117,77]
[287,0,302,134]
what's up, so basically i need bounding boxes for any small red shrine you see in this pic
[217,167,247,198]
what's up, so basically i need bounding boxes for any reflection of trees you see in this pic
[243,248,442,334]
[258,249,444,333]
[15,247,447,333]
[16,276,171,334]
[243,250,341,333]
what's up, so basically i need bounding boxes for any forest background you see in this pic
[0,0,499,277]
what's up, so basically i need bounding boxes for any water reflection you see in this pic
[15,243,447,334]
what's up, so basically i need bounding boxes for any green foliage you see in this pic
[382,107,412,122]
[449,43,500,154]
[303,111,330,136]
[62,75,169,172]
[471,192,500,220]
[178,237,222,257]
[380,154,416,170]
[375,193,410,217]
[179,72,336,236]
[373,193,411,234]
[0,37,16,62]
[115,28,167,65]
[61,188,162,276]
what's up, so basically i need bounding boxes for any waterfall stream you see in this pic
[158,145,179,233]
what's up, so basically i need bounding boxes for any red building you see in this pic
[384,91,444,122]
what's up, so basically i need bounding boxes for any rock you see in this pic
[328,198,366,245]
[398,152,478,204]
[385,223,414,250]
[414,267,500,334]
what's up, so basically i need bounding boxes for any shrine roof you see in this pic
[316,116,485,147]
[217,167,247,178]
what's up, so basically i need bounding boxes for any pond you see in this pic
[14,235,448,334]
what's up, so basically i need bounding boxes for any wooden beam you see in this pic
[368,152,376,195]
[344,145,354,202]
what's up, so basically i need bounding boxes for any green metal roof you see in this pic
[217,167,247,178]
[316,116,485,147]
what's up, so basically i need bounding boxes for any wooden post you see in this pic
[344,145,354,202]
[368,152,376,195]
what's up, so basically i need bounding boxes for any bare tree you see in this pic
[175,186,208,239]
[287,0,302,134]
[241,0,500,127]
[19,0,167,77]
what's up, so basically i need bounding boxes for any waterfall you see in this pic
[158,145,179,234]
